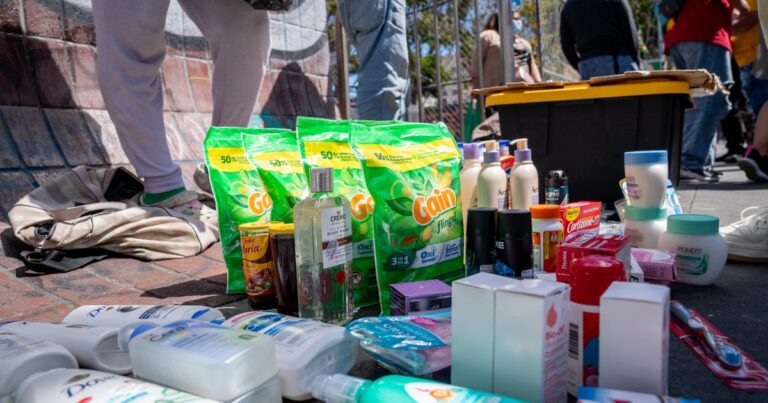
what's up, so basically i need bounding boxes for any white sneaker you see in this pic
[720,206,768,263]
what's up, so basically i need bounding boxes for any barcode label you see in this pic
[568,323,579,359]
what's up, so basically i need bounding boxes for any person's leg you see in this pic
[670,42,732,175]
[577,55,615,80]
[92,0,184,194]
[617,55,639,74]
[179,0,270,128]
[339,0,409,120]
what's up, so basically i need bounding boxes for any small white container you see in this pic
[126,320,278,401]
[0,321,130,374]
[658,214,727,286]
[0,333,78,403]
[624,206,667,249]
[63,305,224,327]
[624,151,668,207]
[219,311,358,401]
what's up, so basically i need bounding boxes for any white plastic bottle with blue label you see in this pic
[218,311,358,401]
[124,320,278,401]
[0,333,78,403]
[63,305,224,327]
[0,321,131,374]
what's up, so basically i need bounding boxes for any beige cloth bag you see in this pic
[9,166,218,262]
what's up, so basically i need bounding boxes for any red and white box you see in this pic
[559,201,601,243]
[556,234,631,283]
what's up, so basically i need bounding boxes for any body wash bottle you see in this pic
[294,167,354,325]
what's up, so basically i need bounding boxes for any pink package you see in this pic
[631,248,677,282]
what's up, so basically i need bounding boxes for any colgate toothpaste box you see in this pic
[559,202,601,242]
[556,234,631,283]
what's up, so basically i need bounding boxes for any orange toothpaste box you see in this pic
[559,201,601,243]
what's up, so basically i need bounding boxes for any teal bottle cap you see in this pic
[666,214,719,235]
[625,206,667,221]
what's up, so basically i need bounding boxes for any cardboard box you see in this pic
[599,282,670,395]
[452,273,518,392]
[390,279,452,316]
[559,201,601,243]
[631,248,677,282]
[630,254,644,283]
[494,279,570,402]
[556,234,631,283]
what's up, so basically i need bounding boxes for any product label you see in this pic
[138,305,182,320]
[222,312,336,361]
[497,194,506,210]
[241,232,274,296]
[321,208,353,269]
[559,202,601,242]
[533,230,563,273]
[407,237,463,269]
[567,303,600,396]
[543,298,569,403]
[545,187,560,205]
[626,176,640,200]
[404,381,511,402]
[676,246,709,275]
[144,321,259,357]
[206,147,253,172]
[55,372,215,402]
[531,185,540,206]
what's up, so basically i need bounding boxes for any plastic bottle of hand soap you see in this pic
[123,320,278,401]
[0,333,78,403]
[218,311,358,401]
[477,151,508,209]
[63,305,224,327]
[509,139,540,210]
[312,374,525,403]
[0,321,131,374]
[460,143,482,230]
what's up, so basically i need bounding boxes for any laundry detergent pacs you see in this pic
[205,127,286,293]
[350,122,464,314]
[296,117,377,308]
[242,131,309,223]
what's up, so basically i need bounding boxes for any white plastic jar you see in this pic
[624,150,668,207]
[624,206,667,249]
[530,205,564,274]
[658,214,727,286]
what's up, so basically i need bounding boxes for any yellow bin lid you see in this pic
[485,79,691,108]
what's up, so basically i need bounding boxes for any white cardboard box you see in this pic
[494,279,570,403]
[599,282,670,395]
[451,272,518,392]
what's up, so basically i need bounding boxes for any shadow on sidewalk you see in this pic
[142,279,245,307]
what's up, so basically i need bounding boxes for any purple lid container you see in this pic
[390,279,451,298]
[463,143,481,160]
[484,150,500,164]
[514,148,532,162]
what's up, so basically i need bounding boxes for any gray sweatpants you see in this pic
[93,0,270,193]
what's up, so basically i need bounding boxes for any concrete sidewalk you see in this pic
[0,164,766,401]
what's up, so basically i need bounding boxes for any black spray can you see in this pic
[545,170,569,205]
[466,207,497,275]
[495,209,534,278]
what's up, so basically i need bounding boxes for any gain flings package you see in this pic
[204,127,288,294]
[349,122,464,314]
[242,130,309,223]
[296,116,379,308]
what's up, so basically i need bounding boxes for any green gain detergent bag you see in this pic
[204,127,289,293]
[296,116,379,308]
[349,122,464,314]
[242,130,309,223]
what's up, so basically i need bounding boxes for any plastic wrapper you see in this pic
[346,311,451,376]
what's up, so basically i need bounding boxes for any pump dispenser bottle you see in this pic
[509,139,540,210]
[460,143,482,230]
[476,151,508,209]
[294,167,354,325]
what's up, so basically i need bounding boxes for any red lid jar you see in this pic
[570,255,625,305]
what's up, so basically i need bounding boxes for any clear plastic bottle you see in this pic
[124,320,277,401]
[294,167,354,325]
[63,305,224,327]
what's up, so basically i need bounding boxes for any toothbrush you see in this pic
[671,300,742,370]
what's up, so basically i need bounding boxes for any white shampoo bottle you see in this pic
[509,139,539,210]
[476,150,508,209]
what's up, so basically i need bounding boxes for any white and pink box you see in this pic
[599,282,670,395]
[631,248,677,283]
[494,279,570,403]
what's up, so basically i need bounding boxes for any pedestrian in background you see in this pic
[559,0,640,80]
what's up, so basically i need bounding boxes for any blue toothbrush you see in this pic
[671,300,742,370]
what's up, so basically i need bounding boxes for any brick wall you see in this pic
[0,0,336,219]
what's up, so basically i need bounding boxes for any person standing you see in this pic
[732,0,768,116]
[559,0,640,80]
[665,0,750,182]
[93,0,271,226]
[337,0,410,120]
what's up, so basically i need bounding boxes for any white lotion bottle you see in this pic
[509,139,540,210]
[476,150,508,209]
[624,150,668,207]
[124,320,278,401]
[0,333,78,403]
[0,321,131,374]
[460,143,483,230]
[63,305,224,327]
[218,311,358,401]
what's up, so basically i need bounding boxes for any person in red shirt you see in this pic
[665,0,749,182]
